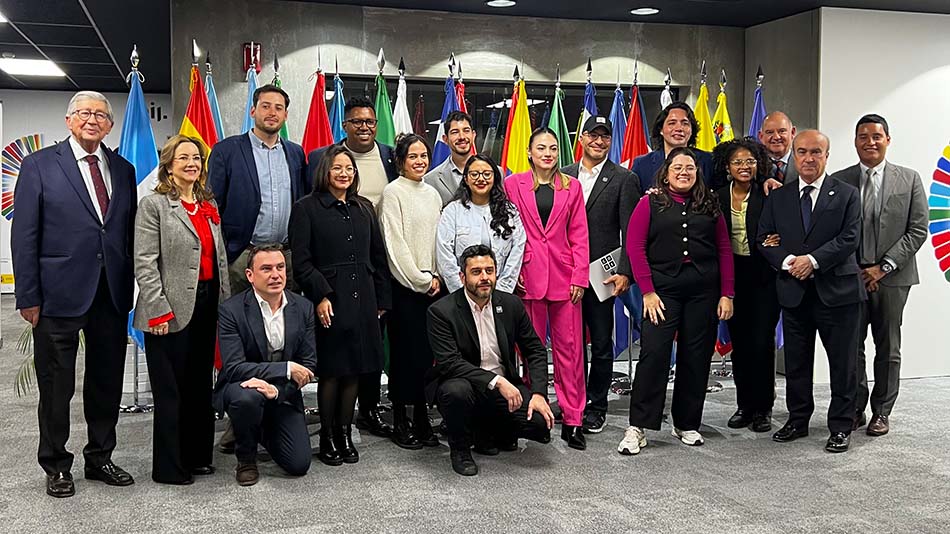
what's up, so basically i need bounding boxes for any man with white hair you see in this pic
[12,91,138,497]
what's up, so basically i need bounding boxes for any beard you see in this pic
[255,120,282,135]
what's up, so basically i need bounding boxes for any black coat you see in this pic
[715,182,774,285]
[289,191,392,377]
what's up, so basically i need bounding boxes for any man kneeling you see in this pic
[213,244,317,485]
[426,245,554,476]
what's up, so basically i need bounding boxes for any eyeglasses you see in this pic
[174,155,202,164]
[670,165,697,173]
[466,171,494,182]
[729,158,757,167]
[71,109,112,123]
[330,165,356,175]
[585,132,612,142]
[345,118,378,128]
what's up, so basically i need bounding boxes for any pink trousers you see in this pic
[523,298,586,427]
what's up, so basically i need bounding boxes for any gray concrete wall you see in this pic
[171,0,746,139]
[744,10,821,134]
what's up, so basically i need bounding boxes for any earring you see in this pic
[662,178,669,184]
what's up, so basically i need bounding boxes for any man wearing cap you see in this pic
[561,115,641,434]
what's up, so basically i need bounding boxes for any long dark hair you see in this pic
[652,147,719,217]
[394,133,431,175]
[312,144,361,197]
[650,102,700,149]
[451,154,518,240]
[711,137,772,185]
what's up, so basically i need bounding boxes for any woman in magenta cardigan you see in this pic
[617,146,734,457]
[503,127,590,450]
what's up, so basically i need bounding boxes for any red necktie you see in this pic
[84,155,109,217]
[773,160,786,182]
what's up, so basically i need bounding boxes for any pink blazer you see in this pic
[504,171,589,301]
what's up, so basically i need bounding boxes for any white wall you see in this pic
[818,7,950,380]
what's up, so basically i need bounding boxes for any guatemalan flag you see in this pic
[242,67,259,134]
[431,75,459,167]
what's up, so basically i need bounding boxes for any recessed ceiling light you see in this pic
[0,58,66,77]
[631,7,660,15]
[486,0,516,7]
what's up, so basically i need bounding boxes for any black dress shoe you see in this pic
[46,472,75,498]
[191,466,215,476]
[391,423,423,450]
[84,462,134,486]
[727,409,753,429]
[412,416,441,447]
[336,425,360,464]
[317,427,344,466]
[561,425,587,451]
[450,447,478,476]
[750,411,772,433]
[772,423,809,443]
[825,431,851,453]
[852,412,868,432]
[356,409,393,437]
[154,476,194,486]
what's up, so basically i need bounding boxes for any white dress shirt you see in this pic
[253,289,291,380]
[577,159,606,202]
[781,175,825,271]
[464,291,504,389]
[68,137,112,223]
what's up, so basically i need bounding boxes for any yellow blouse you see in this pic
[730,183,751,256]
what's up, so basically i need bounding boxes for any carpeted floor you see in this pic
[0,294,948,533]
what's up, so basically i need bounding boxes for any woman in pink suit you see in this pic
[503,127,590,450]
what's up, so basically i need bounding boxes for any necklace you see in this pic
[182,199,198,215]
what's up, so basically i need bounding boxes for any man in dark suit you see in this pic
[426,245,555,476]
[830,114,928,436]
[12,91,137,497]
[756,129,865,453]
[631,102,717,192]
[306,96,398,438]
[757,111,800,185]
[561,115,640,434]
[214,244,317,486]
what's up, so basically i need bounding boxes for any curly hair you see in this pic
[451,154,518,240]
[651,147,719,218]
[710,137,772,185]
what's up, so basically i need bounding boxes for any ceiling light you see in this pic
[630,7,660,15]
[0,58,66,77]
[0,11,7,23]
[486,0,516,7]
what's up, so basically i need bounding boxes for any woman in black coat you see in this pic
[713,138,781,433]
[289,144,392,466]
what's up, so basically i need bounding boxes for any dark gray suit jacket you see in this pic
[829,161,928,287]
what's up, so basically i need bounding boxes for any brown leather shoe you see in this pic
[851,413,867,432]
[867,414,889,436]
[235,462,259,486]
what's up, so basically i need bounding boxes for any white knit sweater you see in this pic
[377,177,443,293]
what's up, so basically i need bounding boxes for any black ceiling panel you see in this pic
[42,46,115,64]
[16,24,102,48]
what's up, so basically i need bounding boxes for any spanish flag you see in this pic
[500,79,531,175]
[694,82,715,152]
[179,65,218,153]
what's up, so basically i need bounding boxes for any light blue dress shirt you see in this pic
[248,130,292,244]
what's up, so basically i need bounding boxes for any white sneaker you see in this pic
[617,426,647,455]
[672,427,704,446]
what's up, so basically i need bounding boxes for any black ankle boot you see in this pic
[317,426,344,466]
[391,405,422,450]
[336,425,359,463]
[412,406,440,447]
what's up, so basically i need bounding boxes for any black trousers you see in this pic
[387,282,439,405]
[144,278,219,483]
[628,264,719,431]
[436,377,551,449]
[222,383,311,476]
[728,255,780,413]
[781,282,859,434]
[33,270,128,475]
[582,290,616,415]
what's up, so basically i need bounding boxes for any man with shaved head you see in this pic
[756,130,865,453]
[758,112,799,184]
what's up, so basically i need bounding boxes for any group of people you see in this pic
[11,85,927,495]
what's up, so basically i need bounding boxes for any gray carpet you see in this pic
[1,294,948,533]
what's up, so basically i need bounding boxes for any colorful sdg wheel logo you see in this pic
[2,134,44,221]
[932,145,950,282]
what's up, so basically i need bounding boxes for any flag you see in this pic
[694,83,715,152]
[547,87,573,169]
[712,86,734,145]
[620,84,651,169]
[482,107,500,160]
[205,70,225,142]
[715,320,733,357]
[747,85,767,138]
[271,72,289,140]
[328,73,346,143]
[607,86,627,164]
[241,67,259,134]
[455,79,468,114]
[573,81,598,162]
[412,94,426,137]
[500,79,531,175]
[660,84,673,108]
[373,73,396,146]
[393,73,413,137]
[179,65,218,154]
[431,75,460,167]
[301,71,334,157]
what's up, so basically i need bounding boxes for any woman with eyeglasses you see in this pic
[133,135,230,484]
[289,144,392,466]
[617,147,734,456]
[503,127,590,451]
[712,138,781,433]
[436,154,526,294]
[377,133,444,450]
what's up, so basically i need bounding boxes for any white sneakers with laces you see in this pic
[672,427,704,446]
[617,426,647,455]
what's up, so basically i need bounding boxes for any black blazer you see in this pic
[561,159,641,278]
[306,139,399,186]
[716,182,774,286]
[425,290,548,403]
[213,289,317,413]
[756,176,865,308]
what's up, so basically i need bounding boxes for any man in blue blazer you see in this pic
[632,102,717,193]
[12,91,137,497]
[208,84,310,294]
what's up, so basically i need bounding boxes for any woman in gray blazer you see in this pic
[133,135,230,485]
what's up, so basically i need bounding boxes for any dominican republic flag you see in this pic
[431,75,460,167]
[572,80,598,162]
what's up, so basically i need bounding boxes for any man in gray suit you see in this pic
[424,110,476,205]
[758,111,799,185]
[830,114,927,436]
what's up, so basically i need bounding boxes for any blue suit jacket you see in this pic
[306,139,399,185]
[631,148,718,194]
[12,139,136,317]
[208,133,310,264]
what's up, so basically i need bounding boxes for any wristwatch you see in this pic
[880,262,894,274]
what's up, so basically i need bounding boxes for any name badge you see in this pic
[495,306,503,314]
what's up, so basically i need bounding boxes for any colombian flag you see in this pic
[179,65,218,153]
[500,79,531,175]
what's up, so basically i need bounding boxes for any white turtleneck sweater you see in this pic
[377,176,443,293]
